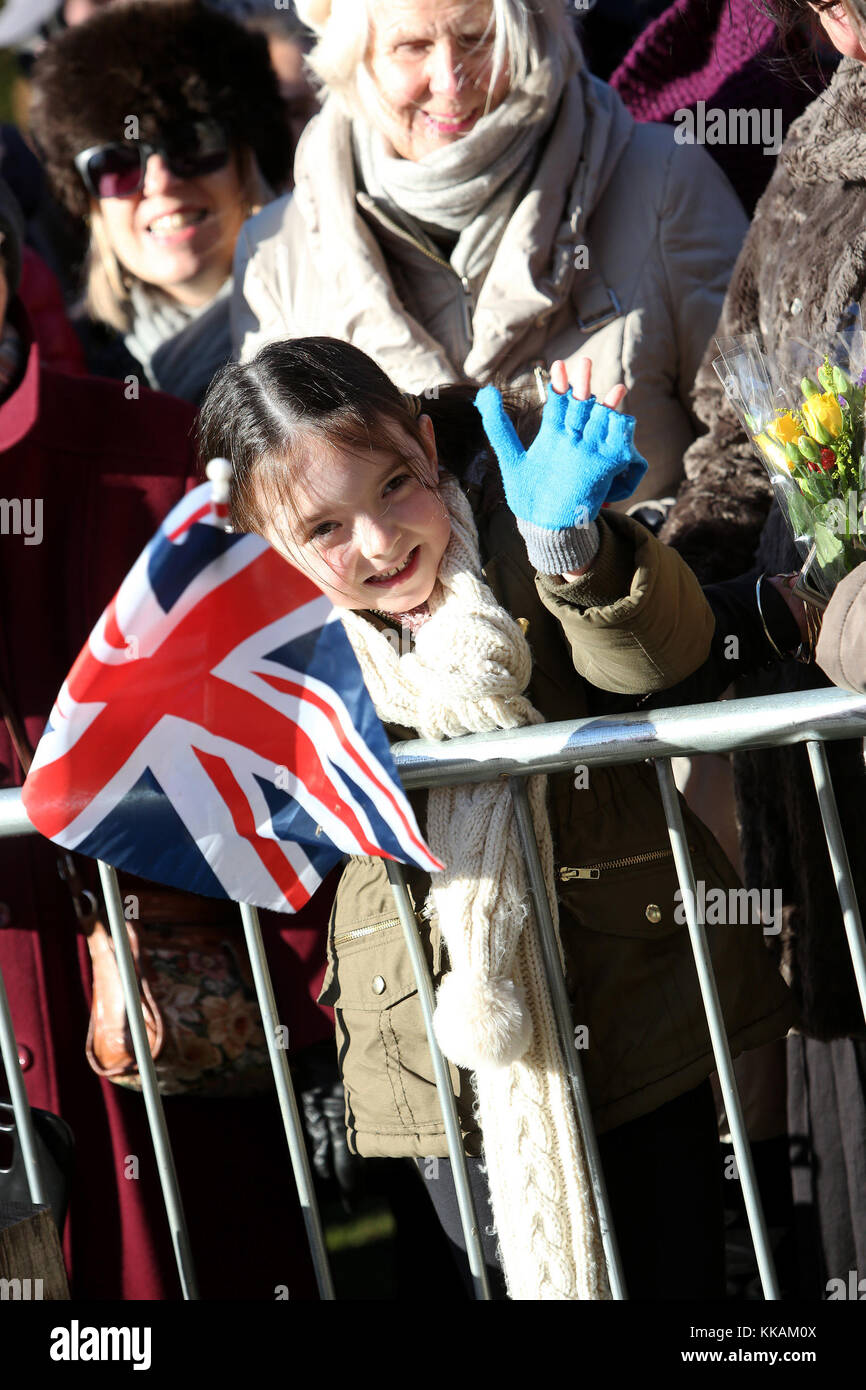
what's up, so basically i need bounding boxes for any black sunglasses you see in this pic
[74,120,231,199]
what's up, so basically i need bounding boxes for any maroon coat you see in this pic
[0,314,333,1299]
[18,246,86,378]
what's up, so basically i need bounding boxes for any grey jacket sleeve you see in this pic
[816,562,866,693]
[599,126,748,509]
[658,141,749,431]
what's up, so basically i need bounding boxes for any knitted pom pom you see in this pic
[433,971,532,1070]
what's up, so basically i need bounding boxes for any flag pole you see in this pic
[385,860,492,1300]
[237,902,336,1300]
[97,861,199,1300]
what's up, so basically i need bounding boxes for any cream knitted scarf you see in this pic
[340,476,609,1300]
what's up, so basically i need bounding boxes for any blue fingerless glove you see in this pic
[474,382,648,574]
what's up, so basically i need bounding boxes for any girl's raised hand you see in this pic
[473,356,648,574]
[549,356,626,411]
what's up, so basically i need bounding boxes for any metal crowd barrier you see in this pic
[1,685,865,1302]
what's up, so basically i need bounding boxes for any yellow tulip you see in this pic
[802,391,843,440]
[766,412,801,446]
[753,432,793,472]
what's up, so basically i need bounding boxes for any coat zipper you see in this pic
[409,240,474,346]
[558,846,687,882]
[333,917,400,947]
[361,197,475,347]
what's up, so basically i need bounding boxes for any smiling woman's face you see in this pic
[96,148,248,308]
[366,0,511,161]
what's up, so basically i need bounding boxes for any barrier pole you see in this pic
[385,861,492,1301]
[237,902,335,1301]
[806,740,866,1024]
[97,861,199,1301]
[0,964,47,1206]
[654,760,780,1301]
[509,778,627,1300]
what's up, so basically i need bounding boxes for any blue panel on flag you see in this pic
[253,775,345,879]
[324,761,410,864]
[148,522,246,614]
[75,766,229,900]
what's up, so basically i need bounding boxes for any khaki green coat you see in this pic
[320,487,796,1158]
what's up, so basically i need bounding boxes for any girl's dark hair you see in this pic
[29,0,291,220]
[198,337,537,538]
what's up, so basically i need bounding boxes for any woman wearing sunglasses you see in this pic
[28,0,291,403]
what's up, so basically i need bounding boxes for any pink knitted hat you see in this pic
[610,0,783,121]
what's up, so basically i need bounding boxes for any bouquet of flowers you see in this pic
[714,318,866,603]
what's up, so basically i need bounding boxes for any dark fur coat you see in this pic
[660,58,866,1039]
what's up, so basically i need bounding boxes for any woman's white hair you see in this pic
[295,0,576,115]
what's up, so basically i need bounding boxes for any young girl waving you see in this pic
[199,338,794,1300]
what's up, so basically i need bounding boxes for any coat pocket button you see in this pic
[372,975,386,995]
[645,904,662,923]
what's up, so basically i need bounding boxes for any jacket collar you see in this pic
[0,305,39,453]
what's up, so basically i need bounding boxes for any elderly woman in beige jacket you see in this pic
[231,0,747,505]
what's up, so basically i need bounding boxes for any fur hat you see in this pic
[29,0,291,220]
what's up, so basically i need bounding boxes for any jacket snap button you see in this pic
[17,1044,33,1071]
[0,902,10,927]
[645,904,662,924]
[372,975,386,995]
[790,297,803,316]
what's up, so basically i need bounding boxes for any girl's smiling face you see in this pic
[260,414,453,613]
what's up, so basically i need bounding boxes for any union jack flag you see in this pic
[22,482,443,911]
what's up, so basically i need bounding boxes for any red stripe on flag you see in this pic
[102,598,128,654]
[166,501,212,541]
[258,671,443,870]
[198,680,386,857]
[192,747,312,911]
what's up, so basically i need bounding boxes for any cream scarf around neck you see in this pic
[340,475,609,1301]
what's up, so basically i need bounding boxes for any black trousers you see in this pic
[414,1078,726,1300]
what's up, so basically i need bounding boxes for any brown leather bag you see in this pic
[2,683,271,1098]
[85,918,164,1076]
[55,852,165,1081]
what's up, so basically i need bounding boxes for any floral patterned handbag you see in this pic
[82,886,274,1098]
